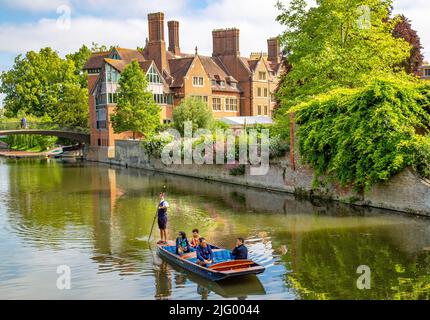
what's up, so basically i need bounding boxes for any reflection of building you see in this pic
[84,12,286,160]
[420,62,430,80]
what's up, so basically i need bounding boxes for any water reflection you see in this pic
[1,158,430,299]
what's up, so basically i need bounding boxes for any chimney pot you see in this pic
[168,20,180,56]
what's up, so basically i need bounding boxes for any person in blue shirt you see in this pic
[157,192,169,245]
[175,231,191,256]
[196,238,214,267]
[231,238,248,260]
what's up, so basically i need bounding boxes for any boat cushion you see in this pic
[187,249,232,265]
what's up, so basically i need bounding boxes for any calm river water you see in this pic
[1,158,430,300]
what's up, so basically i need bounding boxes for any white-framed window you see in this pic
[193,76,204,87]
[259,72,267,80]
[191,95,208,105]
[225,97,238,111]
[153,94,174,105]
[106,64,120,83]
[219,81,225,88]
[257,88,262,97]
[147,65,162,84]
[425,69,430,77]
[213,97,222,111]
[230,82,237,89]
[108,92,118,104]
[96,106,107,130]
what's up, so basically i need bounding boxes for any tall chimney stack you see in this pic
[168,20,180,56]
[147,12,169,73]
[267,37,280,63]
[212,28,240,57]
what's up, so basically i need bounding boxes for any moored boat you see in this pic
[157,241,265,282]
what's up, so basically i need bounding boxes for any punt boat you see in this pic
[157,241,265,282]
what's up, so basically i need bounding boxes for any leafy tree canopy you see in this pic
[0,47,88,127]
[392,14,424,75]
[110,60,161,139]
[275,0,411,108]
[66,45,92,88]
[172,97,214,135]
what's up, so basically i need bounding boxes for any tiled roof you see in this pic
[168,57,195,88]
[115,48,145,63]
[200,56,241,93]
[83,51,111,70]
[104,58,128,72]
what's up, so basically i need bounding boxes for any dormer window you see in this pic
[111,50,121,60]
[231,82,237,89]
[219,81,225,88]
[211,80,217,86]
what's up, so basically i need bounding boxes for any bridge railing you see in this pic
[0,122,90,134]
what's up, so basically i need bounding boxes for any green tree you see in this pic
[275,0,411,108]
[0,48,79,118]
[172,97,213,134]
[110,60,160,139]
[66,45,92,88]
[0,47,88,128]
[54,83,89,128]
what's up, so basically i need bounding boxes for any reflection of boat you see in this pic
[168,260,266,298]
[157,242,265,282]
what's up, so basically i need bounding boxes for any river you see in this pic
[0,158,430,300]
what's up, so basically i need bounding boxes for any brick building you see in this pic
[84,12,286,158]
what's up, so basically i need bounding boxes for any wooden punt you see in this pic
[157,241,265,282]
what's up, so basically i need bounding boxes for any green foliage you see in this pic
[0,47,88,128]
[54,83,89,128]
[3,134,58,152]
[293,78,430,189]
[142,132,175,157]
[110,60,161,139]
[229,164,246,176]
[275,0,411,108]
[66,45,92,88]
[172,97,214,135]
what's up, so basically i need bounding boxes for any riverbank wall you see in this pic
[89,140,430,217]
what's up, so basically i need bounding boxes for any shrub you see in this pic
[292,78,430,189]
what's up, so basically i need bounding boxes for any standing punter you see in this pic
[157,192,169,244]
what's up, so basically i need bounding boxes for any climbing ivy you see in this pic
[292,78,430,190]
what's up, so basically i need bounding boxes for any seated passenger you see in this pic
[196,238,214,267]
[175,231,191,256]
[190,229,201,248]
[231,238,248,260]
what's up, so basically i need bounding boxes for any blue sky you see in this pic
[0,0,429,106]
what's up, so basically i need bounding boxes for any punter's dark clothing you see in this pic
[196,245,214,263]
[157,200,168,230]
[232,244,248,260]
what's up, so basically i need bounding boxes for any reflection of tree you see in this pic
[277,228,430,300]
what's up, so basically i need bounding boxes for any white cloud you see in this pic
[0,0,70,12]
[0,0,428,62]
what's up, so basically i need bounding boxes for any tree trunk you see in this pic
[133,131,136,140]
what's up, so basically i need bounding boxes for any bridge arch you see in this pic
[0,130,90,144]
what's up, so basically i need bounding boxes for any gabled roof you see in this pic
[200,56,241,93]
[83,51,111,70]
[115,48,145,63]
[168,57,195,88]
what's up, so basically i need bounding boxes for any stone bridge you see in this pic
[0,123,90,144]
